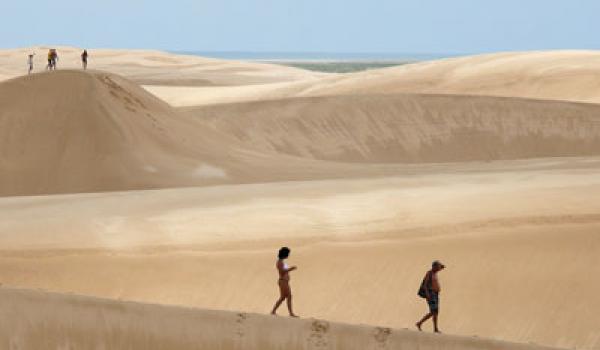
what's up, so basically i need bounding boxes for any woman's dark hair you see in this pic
[278,247,290,259]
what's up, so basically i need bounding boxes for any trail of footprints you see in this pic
[235,312,248,339]
[98,75,166,133]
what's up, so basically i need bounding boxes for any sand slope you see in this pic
[1,47,600,349]
[0,70,245,196]
[0,70,406,196]
[139,50,600,107]
[187,94,600,163]
[299,51,600,104]
[0,287,561,350]
[1,159,600,349]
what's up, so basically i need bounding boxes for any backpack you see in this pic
[417,271,431,298]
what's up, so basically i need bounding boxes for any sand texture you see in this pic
[0,287,562,350]
[0,47,599,350]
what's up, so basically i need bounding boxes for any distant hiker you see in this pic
[46,49,58,70]
[81,49,88,70]
[416,260,446,333]
[270,247,299,317]
[27,54,34,74]
[46,50,53,70]
[51,49,58,70]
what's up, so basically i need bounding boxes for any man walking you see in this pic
[416,260,445,333]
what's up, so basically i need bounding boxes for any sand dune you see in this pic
[0,70,407,196]
[187,94,600,163]
[1,158,600,349]
[0,70,246,196]
[2,47,600,350]
[299,51,600,104]
[0,46,323,86]
[7,49,600,107]
[140,50,600,107]
[0,288,561,350]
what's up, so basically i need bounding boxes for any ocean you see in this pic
[171,51,458,73]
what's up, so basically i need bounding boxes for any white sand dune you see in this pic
[0,287,560,350]
[187,94,600,163]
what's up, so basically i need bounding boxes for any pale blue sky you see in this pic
[3,0,600,53]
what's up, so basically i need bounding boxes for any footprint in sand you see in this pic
[373,327,392,348]
[307,320,330,349]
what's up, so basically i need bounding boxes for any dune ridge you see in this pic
[0,287,561,350]
[188,94,600,163]
[0,46,324,86]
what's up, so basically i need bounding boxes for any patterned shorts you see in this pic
[427,292,440,313]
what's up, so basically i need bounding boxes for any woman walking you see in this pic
[270,247,299,317]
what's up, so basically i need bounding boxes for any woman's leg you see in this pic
[271,281,288,314]
[285,283,298,317]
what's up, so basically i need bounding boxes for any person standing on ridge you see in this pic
[81,49,88,70]
[27,53,34,74]
[416,260,446,333]
[46,49,53,70]
[270,247,299,317]
[51,49,58,70]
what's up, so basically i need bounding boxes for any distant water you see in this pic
[174,51,454,61]
[172,51,459,73]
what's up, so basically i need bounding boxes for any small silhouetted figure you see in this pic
[51,49,58,69]
[47,49,58,70]
[81,50,88,70]
[27,54,34,74]
[270,247,299,317]
[416,260,446,333]
[46,50,53,70]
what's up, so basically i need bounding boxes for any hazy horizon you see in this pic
[4,1,600,53]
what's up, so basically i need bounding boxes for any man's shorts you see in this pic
[427,292,440,313]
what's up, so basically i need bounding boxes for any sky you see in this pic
[2,0,600,54]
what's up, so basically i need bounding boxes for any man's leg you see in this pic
[416,312,432,330]
[433,312,440,332]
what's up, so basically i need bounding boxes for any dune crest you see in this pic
[0,287,560,350]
